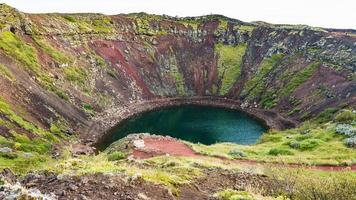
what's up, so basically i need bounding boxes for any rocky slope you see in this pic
[0,3,355,146]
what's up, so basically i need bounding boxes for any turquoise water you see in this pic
[100,105,266,149]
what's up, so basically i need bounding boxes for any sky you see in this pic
[1,0,355,29]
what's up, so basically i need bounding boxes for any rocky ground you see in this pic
[0,168,267,200]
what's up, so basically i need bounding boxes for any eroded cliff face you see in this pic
[0,4,355,144]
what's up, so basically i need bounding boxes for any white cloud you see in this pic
[1,0,355,29]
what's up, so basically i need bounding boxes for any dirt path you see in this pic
[132,136,356,172]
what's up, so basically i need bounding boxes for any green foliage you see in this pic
[64,66,87,86]
[280,62,319,97]
[0,98,57,145]
[169,64,186,95]
[107,151,126,161]
[50,124,61,135]
[83,103,93,111]
[215,43,247,95]
[33,36,71,63]
[190,121,356,165]
[241,54,284,100]
[0,32,68,100]
[260,90,277,109]
[264,168,356,200]
[314,108,338,123]
[335,109,355,123]
[61,14,113,33]
[0,31,40,73]
[214,189,255,200]
[298,139,322,151]
[228,148,247,158]
[268,147,294,156]
[0,153,51,174]
[0,152,18,159]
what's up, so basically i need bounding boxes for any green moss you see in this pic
[0,32,68,100]
[241,54,284,100]
[0,98,59,143]
[61,14,113,33]
[171,65,185,95]
[280,62,320,97]
[215,43,247,95]
[162,54,186,95]
[0,31,40,73]
[64,66,88,86]
[0,63,15,81]
[33,36,72,63]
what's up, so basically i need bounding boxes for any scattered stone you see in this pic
[133,140,145,149]
[0,147,12,153]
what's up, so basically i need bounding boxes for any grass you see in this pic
[0,32,69,100]
[0,31,40,74]
[215,43,247,95]
[214,189,255,200]
[0,98,56,138]
[64,66,88,86]
[61,14,113,33]
[0,63,15,81]
[241,54,284,100]
[169,63,186,95]
[33,36,72,64]
[0,98,63,173]
[35,152,245,196]
[107,151,126,161]
[263,167,356,200]
[280,62,320,97]
[188,122,356,166]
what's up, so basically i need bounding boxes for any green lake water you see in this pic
[101,105,266,149]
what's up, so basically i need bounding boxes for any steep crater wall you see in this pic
[0,4,355,145]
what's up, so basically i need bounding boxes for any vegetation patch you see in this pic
[0,63,15,81]
[107,151,126,161]
[241,54,284,101]
[0,31,40,73]
[215,43,247,95]
[64,66,88,86]
[188,120,356,165]
[33,36,72,64]
[335,109,355,123]
[280,62,320,97]
[214,189,255,200]
[264,168,356,200]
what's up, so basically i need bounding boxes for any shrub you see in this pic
[214,189,255,200]
[298,139,322,151]
[83,104,93,110]
[228,149,247,158]
[107,151,126,161]
[0,152,18,159]
[335,124,356,137]
[335,110,355,123]
[344,137,356,148]
[315,108,338,123]
[264,168,356,200]
[287,140,300,149]
[268,147,294,156]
